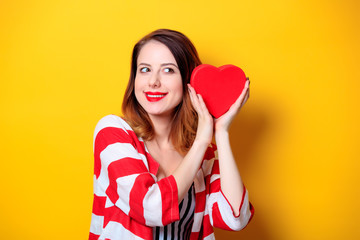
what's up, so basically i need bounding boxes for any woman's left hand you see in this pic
[214,80,250,132]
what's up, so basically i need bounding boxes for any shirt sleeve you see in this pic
[93,115,180,227]
[204,143,254,231]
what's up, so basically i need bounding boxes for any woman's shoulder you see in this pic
[95,114,131,131]
[94,114,136,140]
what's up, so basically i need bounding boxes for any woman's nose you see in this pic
[149,71,161,88]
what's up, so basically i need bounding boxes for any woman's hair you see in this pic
[122,29,202,155]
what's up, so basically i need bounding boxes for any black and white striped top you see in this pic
[153,183,195,240]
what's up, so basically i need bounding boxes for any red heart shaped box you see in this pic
[190,64,247,118]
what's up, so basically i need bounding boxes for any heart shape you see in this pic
[190,64,247,118]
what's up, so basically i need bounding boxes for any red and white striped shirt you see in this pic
[89,115,254,240]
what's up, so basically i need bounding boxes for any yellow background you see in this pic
[1,0,359,239]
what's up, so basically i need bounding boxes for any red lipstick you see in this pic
[144,92,168,102]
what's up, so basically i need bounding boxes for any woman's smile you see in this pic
[144,91,168,102]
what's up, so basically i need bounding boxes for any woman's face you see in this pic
[134,40,183,118]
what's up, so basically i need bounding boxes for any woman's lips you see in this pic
[145,92,168,102]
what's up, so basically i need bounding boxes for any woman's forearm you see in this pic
[215,130,244,216]
[172,139,209,203]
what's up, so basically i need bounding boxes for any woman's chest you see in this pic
[152,151,183,180]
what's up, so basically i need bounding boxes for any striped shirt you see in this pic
[89,115,254,240]
[154,183,195,240]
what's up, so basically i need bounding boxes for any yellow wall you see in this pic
[1,0,359,239]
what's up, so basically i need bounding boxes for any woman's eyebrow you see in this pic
[138,62,179,69]
[138,63,151,67]
[160,63,179,69]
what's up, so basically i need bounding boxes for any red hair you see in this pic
[122,29,202,155]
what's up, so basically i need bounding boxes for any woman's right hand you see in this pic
[187,84,214,146]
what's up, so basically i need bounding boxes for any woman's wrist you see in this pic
[215,128,229,142]
[192,138,211,150]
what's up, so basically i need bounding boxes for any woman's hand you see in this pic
[187,84,214,146]
[214,80,250,133]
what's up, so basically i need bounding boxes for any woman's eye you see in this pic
[164,68,174,73]
[140,67,150,73]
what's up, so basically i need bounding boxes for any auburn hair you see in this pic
[122,29,202,155]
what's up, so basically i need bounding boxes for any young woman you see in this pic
[89,29,254,240]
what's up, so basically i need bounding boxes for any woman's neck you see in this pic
[148,114,174,150]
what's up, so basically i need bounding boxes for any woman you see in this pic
[89,29,254,240]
